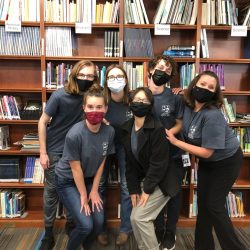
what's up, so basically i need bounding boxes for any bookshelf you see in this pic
[0,0,250,227]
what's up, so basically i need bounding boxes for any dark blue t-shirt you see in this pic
[45,88,83,154]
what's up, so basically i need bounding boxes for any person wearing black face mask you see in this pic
[117,87,179,250]
[38,60,99,250]
[166,71,247,250]
[148,55,185,250]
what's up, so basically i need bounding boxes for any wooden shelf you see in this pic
[123,57,195,62]
[124,24,197,30]
[0,182,44,188]
[232,179,250,189]
[202,25,250,30]
[0,88,42,93]
[0,55,41,60]
[200,59,250,64]
[45,56,120,61]
[44,22,119,28]
[229,122,250,127]
[0,120,38,124]
[0,21,40,27]
[0,147,39,155]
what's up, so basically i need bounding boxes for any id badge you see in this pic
[181,153,191,167]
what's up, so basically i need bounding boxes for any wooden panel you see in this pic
[105,185,120,220]
[0,61,41,89]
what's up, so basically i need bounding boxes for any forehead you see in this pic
[134,90,147,99]
[79,65,94,74]
[108,67,124,76]
[198,75,217,86]
[156,59,171,68]
[85,96,104,105]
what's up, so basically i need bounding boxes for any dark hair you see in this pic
[103,64,129,104]
[65,60,99,94]
[129,87,154,105]
[148,55,177,78]
[83,84,107,106]
[184,71,224,109]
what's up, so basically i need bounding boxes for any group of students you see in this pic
[38,56,247,250]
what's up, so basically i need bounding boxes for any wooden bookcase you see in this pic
[0,0,250,228]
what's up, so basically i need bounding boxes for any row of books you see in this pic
[124,0,149,24]
[20,133,39,152]
[233,127,250,153]
[123,62,144,90]
[180,63,196,89]
[0,0,40,22]
[24,157,44,184]
[0,95,21,120]
[153,0,198,25]
[222,98,236,123]
[46,62,73,89]
[201,0,238,26]
[0,189,25,218]
[163,45,196,58]
[190,190,245,218]
[45,27,74,57]
[124,28,153,58]
[242,5,250,26]
[104,30,120,57]
[45,0,120,23]
[0,126,10,150]
[200,29,209,58]
[0,26,40,56]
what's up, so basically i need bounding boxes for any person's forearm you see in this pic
[38,119,47,155]
[71,163,87,197]
[92,158,106,192]
[169,119,182,135]
[175,139,214,158]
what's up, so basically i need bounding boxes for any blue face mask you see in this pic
[192,86,215,103]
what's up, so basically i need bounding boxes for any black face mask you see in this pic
[152,69,171,86]
[192,86,215,103]
[76,78,93,92]
[130,102,152,117]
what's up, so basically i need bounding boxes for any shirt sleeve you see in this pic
[174,95,184,120]
[44,91,59,117]
[63,133,81,161]
[201,110,226,149]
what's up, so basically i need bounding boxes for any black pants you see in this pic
[195,147,246,250]
[155,158,184,235]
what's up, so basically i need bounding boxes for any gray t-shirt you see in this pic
[183,105,239,161]
[152,88,184,158]
[45,88,83,154]
[55,121,115,179]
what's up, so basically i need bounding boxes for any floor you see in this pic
[0,227,249,250]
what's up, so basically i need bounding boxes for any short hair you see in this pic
[148,55,177,78]
[65,60,99,94]
[83,84,107,106]
[103,64,129,104]
[184,71,224,109]
[129,87,154,106]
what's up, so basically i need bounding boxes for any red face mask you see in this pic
[85,111,105,125]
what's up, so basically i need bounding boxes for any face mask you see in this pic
[192,86,215,103]
[152,69,171,86]
[76,79,94,92]
[107,79,126,93]
[130,102,152,117]
[85,111,104,125]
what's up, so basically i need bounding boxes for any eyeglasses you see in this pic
[107,75,125,81]
[133,98,150,104]
[77,73,95,80]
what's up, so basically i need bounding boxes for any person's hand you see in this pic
[89,190,103,212]
[172,88,183,95]
[40,153,49,169]
[102,118,110,125]
[80,195,91,216]
[138,192,149,207]
[130,194,140,207]
[166,129,178,146]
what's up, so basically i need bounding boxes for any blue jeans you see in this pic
[99,143,132,234]
[55,175,104,250]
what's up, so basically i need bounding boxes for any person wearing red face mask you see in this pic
[55,84,115,250]
[38,60,98,250]
[166,71,247,250]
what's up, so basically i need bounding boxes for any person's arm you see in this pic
[166,129,214,158]
[168,118,182,135]
[38,112,51,169]
[89,158,106,212]
[70,160,91,216]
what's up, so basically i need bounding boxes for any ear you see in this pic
[82,105,85,111]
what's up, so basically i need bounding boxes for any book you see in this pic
[0,158,20,182]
